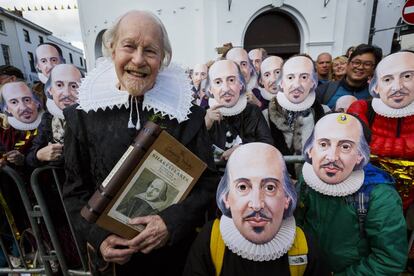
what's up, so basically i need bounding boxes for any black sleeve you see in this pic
[304,230,331,276]
[26,112,53,168]
[183,221,215,276]
[159,107,220,244]
[242,104,273,145]
[62,108,110,252]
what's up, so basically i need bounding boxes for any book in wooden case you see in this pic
[81,121,207,239]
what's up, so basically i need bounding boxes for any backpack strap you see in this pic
[345,184,374,238]
[288,226,308,276]
[356,192,368,238]
[210,219,225,276]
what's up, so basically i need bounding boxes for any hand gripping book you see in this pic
[81,121,207,239]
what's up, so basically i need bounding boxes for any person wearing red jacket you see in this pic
[348,51,414,210]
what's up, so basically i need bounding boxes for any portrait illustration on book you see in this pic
[107,150,189,231]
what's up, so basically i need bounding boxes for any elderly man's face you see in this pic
[248,49,263,73]
[209,60,242,107]
[2,82,39,123]
[281,56,315,104]
[308,114,363,184]
[112,12,163,96]
[224,144,290,244]
[316,53,332,78]
[36,45,62,78]
[191,64,208,88]
[226,48,251,83]
[374,52,414,109]
[145,179,166,202]
[48,64,81,110]
[260,56,283,94]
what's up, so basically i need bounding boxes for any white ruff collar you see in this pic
[276,91,315,112]
[259,87,277,101]
[46,99,64,119]
[371,98,414,118]
[8,111,44,131]
[302,162,364,197]
[77,58,193,123]
[37,73,48,84]
[220,215,296,262]
[247,74,258,91]
[208,94,248,117]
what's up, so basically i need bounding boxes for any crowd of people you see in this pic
[0,9,413,276]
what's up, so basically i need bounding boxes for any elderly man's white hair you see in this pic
[101,10,172,68]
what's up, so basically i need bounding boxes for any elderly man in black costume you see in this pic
[62,10,218,276]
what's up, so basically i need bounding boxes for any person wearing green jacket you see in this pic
[295,112,407,275]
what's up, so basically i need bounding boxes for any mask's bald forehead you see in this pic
[261,56,283,73]
[227,143,284,181]
[209,60,239,80]
[314,113,362,144]
[283,56,313,75]
[227,48,249,63]
[2,82,31,100]
[376,52,414,77]
[51,64,81,82]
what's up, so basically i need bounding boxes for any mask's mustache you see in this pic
[220,91,234,98]
[289,87,304,94]
[19,108,33,117]
[269,81,277,89]
[389,90,409,98]
[244,210,271,220]
[321,161,342,169]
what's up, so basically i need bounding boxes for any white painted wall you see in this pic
[77,0,400,69]
[0,14,25,73]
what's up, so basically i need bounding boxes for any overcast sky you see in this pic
[1,0,84,51]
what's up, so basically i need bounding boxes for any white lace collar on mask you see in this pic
[76,58,193,123]
[8,111,44,131]
[301,162,364,197]
[46,99,64,119]
[220,215,296,262]
[259,87,277,101]
[371,97,414,118]
[208,94,248,117]
[276,91,315,112]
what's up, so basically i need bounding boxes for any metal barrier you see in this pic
[0,165,54,275]
[30,165,90,276]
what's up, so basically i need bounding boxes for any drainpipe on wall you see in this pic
[368,0,379,45]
